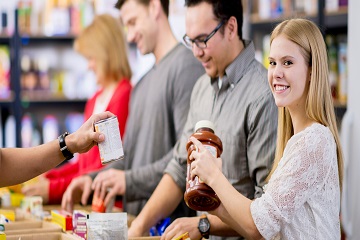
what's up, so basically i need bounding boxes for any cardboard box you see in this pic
[4,220,62,235]
[6,232,80,240]
[43,204,93,212]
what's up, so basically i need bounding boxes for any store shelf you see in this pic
[324,7,348,34]
[20,90,86,108]
[0,91,15,106]
[0,35,11,44]
[21,90,84,101]
[324,7,348,32]
[20,35,76,45]
[249,5,348,36]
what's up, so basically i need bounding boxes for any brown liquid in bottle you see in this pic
[184,120,223,211]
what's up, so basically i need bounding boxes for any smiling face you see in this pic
[185,2,229,78]
[268,35,311,112]
[120,0,156,55]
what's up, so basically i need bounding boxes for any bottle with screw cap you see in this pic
[184,120,223,211]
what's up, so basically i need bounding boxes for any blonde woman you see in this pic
[22,14,132,204]
[189,18,343,239]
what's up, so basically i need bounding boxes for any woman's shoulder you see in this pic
[287,123,334,154]
[303,123,333,143]
[291,123,335,161]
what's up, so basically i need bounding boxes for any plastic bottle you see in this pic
[184,120,223,211]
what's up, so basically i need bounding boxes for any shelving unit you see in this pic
[2,10,87,147]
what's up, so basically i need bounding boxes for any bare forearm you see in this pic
[130,174,183,235]
[207,214,241,237]
[211,174,262,239]
[0,111,112,188]
[0,140,64,187]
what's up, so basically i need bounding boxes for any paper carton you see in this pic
[4,220,62,235]
[6,232,80,240]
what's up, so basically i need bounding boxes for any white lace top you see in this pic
[250,123,340,240]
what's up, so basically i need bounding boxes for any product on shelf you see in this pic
[4,115,16,148]
[337,35,348,104]
[42,114,59,144]
[0,45,10,99]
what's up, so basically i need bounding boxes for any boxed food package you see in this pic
[51,210,73,231]
[20,196,43,217]
[72,210,88,240]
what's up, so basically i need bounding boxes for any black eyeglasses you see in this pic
[183,21,225,49]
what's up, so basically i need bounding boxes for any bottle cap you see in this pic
[194,120,215,132]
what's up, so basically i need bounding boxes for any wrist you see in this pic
[198,214,210,239]
[208,168,222,189]
[64,132,76,154]
[58,132,74,160]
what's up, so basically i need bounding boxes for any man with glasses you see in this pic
[183,20,225,49]
[128,0,278,239]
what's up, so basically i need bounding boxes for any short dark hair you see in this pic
[115,0,170,17]
[184,0,243,40]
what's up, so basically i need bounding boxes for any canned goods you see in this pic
[94,116,124,164]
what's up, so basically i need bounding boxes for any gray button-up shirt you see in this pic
[165,41,278,239]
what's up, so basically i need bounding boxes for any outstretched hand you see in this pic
[67,111,114,154]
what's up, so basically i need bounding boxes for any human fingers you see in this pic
[61,188,74,212]
[90,111,114,124]
[104,188,117,206]
[92,173,105,198]
[99,179,112,201]
[189,137,206,152]
[160,223,177,240]
[190,160,198,180]
[189,149,199,161]
[81,177,93,206]
[21,185,35,196]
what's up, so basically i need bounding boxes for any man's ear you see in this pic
[226,16,238,40]
[149,0,162,19]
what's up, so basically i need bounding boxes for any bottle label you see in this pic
[204,145,217,157]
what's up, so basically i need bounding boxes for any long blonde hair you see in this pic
[267,18,343,192]
[74,14,132,81]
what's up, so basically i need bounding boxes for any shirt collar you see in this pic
[211,40,256,91]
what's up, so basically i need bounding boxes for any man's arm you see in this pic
[125,150,173,200]
[128,173,183,236]
[0,111,113,187]
[124,55,204,201]
[248,91,278,197]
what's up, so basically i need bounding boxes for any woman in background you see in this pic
[22,14,132,204]
[189,18,343,239]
